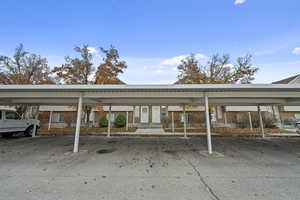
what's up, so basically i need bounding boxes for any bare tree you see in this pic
[0,44,53,84]
[0,44,54,116]
[177,54,258,84]
[52,44,95,126]
[52,45,94,84]
[95,46,127,84]
[177,53,259,126]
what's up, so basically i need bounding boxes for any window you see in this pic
[5,111,19,120]
[0,111,2,120]
[142,107,148,113]
[51,112,61,123]
[52,112,69,123]
[161,106,167,116]
[295,114,300,119]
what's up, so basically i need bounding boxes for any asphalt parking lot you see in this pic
[0,136,300,200]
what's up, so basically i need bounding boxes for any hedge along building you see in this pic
[1,84,300,154]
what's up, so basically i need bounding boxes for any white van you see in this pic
[0,109,40,137]
[296,121,300,134]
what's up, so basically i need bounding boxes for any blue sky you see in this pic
[1,0,300,84]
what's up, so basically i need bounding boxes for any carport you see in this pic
[1,84,300,154]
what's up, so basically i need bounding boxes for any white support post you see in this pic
[166,106,169,116]
[139,105,141,123]
[48,110,53,131]
[92,111,96,127]
[277,106,282,129]
[273,105,282,128]
[271,106,276,120]
[171,111,175,133]
[205,95,213,154]
[258,105,265,138]
[224,111,228,125]
[126,111,129,131]
[107,105,112,137]
[73,93,83,153]
[248,112,253,131]
[32,106,39,137]
[183,105,187,138]
[133,106,135,125]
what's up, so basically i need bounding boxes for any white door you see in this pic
[152,106,161,123]
[140,106,149,123]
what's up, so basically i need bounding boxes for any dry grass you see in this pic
[38,127,137,136]
[164,127,294,135]
[38,127,294,136]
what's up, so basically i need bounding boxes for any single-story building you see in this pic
[32,74,300,129]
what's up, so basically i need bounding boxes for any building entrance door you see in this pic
[152,106,160,123]
[140,106,149,123]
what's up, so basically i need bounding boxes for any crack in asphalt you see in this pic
[180,140,221,200]
[185,159,221,200]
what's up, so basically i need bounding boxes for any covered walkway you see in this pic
[1,84,300,154]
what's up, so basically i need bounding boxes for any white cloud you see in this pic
[118,56,178,84]
[46,53,208,84]
[47,55,66,68]
[161,53,206,66]
[224,64,235,69]
[119,53,207,84]
[154,69,163,74]
[292,47,300,55]
[234,0,247,5]
[87,46,98,54]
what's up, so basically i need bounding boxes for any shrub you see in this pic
[236,112,277,129]
[251,113,277,128]
[114,114,126,128]
[236,113,250,128]
[99,116,108,127]
[189,112,205,127]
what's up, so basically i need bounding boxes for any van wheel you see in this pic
[1,133,13,138]
[24,126,34,137]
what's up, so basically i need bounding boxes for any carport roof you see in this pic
[0,84,300,106]
[1,84,300,92]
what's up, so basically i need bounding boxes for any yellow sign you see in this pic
[182,105,194,110]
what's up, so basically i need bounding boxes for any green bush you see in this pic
[114,114,126,128]
[99,116,108,127]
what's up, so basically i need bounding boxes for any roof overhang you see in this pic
[1,84,300,106]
